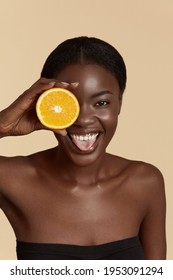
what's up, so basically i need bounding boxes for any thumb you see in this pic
[52,129,67,136]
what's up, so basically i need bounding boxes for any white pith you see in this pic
[52,105,62,113]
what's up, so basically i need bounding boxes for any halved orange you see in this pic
[36,88,80,129]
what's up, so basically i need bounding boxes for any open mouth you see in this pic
[68,133,100,152]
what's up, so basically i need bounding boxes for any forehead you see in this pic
[55,64,120,94]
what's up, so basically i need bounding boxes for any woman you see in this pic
[0,37,166,259]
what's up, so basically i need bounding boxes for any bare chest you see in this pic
[2,176,146,244]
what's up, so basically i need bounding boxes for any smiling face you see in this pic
[54,64,122,166]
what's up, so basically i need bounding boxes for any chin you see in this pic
[65,150,105,167]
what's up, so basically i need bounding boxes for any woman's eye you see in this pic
[95,100,110,107]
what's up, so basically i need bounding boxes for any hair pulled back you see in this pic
[41,36,127,94]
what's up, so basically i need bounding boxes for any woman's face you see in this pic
[54,64,122,166]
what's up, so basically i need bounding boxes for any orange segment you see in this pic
[36,88,80,129]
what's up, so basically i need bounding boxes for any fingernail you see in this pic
[48,81,56,86]
[61,82,69,86]
[71,82,79,87]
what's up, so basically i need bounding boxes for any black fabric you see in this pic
[17,236,144,260]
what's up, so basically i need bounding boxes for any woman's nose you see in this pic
[74,104,95,127]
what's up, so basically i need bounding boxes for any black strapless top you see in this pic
[17,236,144,260]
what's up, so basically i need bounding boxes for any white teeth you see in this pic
[70,133,99,141]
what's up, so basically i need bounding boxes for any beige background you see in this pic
[0,0,172,259]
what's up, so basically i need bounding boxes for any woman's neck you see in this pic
[55,147,108,186]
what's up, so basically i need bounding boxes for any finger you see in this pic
[53,82,79,91]
[35,120,67,136]
[52,129,67,136]
[34,120,48,131]
[66,82,79,92]
[31,77,57,87]
[70,82,79,88]
[7,79,65,122]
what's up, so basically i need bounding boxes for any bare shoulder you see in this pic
[0,150,47,207]
[117,155,164,187]
[109,154,165,196]
[0,154,30,171]
[123,159,166,259]
[129,159,165,194]
[0,155,30,190]
[116,156,166,211]
[0,155,25,205]
[130,159,164,182]
[0,147,53,170]
[0,147,55,188]
[0,151,40,191]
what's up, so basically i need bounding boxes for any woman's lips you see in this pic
[68,133,99,152]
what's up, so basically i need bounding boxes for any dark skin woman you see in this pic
[0,37,166,260]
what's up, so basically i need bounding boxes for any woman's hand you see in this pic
[0,78,78,138]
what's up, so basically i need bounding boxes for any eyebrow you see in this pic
[91,90,113,98]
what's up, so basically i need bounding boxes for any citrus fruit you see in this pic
[36,88,80,129]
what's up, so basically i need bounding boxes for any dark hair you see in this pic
[41,36,127,94]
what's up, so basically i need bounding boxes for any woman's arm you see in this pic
[139,167,166,259]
